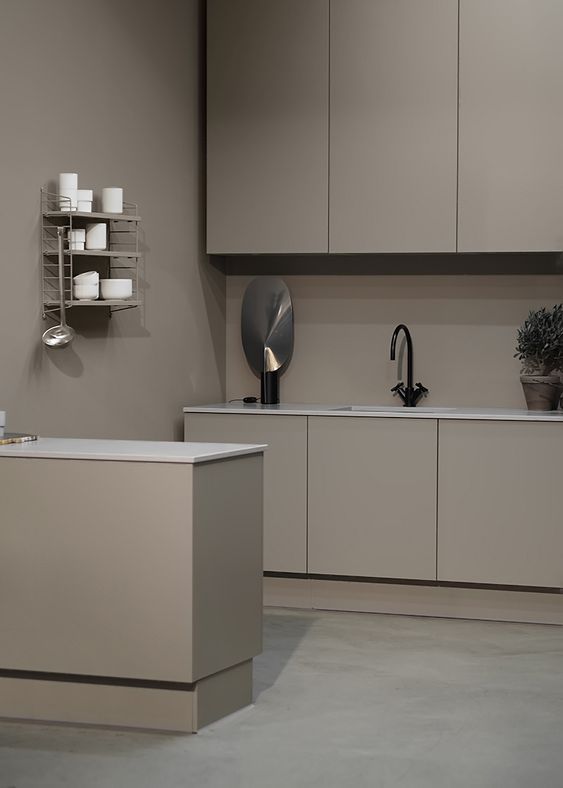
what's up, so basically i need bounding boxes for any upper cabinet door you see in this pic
[458,1,563,252]
[207,0,329,254]
[329,0,458,253]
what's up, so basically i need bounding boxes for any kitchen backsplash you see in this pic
[226,273,563,408]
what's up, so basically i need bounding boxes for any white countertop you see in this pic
[183,402,563,422]
[0,437,267,464]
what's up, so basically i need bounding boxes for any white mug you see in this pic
[86,223,107,250]
[69,229,86,251]
[102,187,123,214]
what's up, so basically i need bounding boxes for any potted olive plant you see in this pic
[515,304,563,411]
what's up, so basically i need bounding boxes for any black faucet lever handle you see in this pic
[391,382,404,394]
[415,382,429,396]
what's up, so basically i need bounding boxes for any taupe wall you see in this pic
[0,0,225,439]
[226,273,563,408]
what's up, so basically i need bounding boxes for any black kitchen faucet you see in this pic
[389,324,429,407]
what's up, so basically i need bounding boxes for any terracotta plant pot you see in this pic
[520,375,562,411]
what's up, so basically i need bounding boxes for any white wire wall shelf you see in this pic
[41,188,143,319]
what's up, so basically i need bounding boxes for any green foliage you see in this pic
[515,304,563,375]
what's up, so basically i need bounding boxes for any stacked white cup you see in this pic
[77,189,93,212]
[59,173,78,211]
[69,229,86,250]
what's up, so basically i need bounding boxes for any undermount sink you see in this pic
[333,405,457,413]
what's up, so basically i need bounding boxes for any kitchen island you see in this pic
[0,438,266,733]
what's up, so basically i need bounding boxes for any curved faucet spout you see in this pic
[390,324,413,385]
[389,324,427,407]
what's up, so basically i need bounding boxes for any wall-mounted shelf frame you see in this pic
[41,188,142,320]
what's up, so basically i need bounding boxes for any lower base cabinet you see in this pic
[308,417,437,580]
[438,420,563,588]
[185,413,307,573]
[185,411,562,590]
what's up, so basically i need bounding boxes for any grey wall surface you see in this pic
[0,0,225,439]
[226,270,563,408]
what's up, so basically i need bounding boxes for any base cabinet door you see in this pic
[438,421,563,587]
[308,417,437,580]
[185,413,307,573]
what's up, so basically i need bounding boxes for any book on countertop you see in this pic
[0,433,38,446]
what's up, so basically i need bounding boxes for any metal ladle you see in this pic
[42,226,75,348]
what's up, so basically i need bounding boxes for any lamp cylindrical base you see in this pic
[261,372,280,405]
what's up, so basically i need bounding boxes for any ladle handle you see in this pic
[57,226,67,325]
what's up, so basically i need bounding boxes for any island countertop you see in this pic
[183,402,563,422]
[0,437,267,464]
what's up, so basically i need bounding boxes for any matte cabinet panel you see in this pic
[185,413,307,573]
[329,0,458,253]
[207,0,329,254]
[458,1,563,251]
[0,457,263,684]
[308,417,437,580]
[438,421,563,587]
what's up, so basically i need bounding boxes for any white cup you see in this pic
[59,188,77,211]
[59,172,78,190]
[102,187,123,214]
[69,229,86,250]
[77,190,93,212]
[86,223,107,250]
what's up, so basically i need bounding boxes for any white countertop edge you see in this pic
[183,403,563,422]
[0,438,267,463]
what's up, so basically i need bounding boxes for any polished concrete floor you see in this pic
[2,607,563,787]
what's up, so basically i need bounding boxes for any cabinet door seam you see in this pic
[435,419,440,581]
[455,0,461,252]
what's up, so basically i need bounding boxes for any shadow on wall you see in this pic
[37,344,84,379]
[31,308,151,384]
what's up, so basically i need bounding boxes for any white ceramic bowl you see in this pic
[74,271,99,284]
[74,283,99,300]
[100,279,132,300]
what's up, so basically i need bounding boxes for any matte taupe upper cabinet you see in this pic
[207,0,329,254]
[329,0,458,253]
[458,1,563,252]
